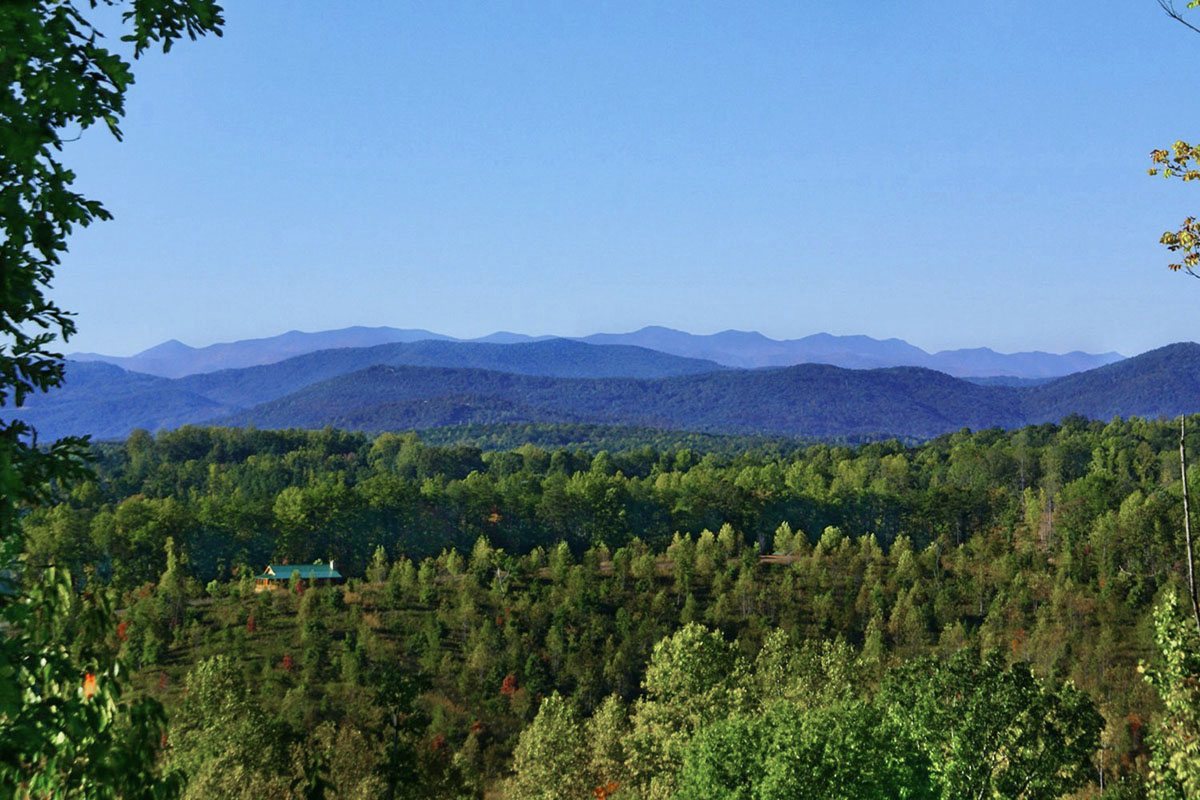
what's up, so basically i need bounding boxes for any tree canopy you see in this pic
[0,1,221,794]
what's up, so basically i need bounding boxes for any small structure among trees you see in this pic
[254,561,344,591]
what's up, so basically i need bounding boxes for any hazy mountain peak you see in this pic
[710,329,775,342]
[71,324,1129,381]
[136,338,196,357]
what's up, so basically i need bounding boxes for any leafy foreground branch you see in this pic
[1141,596,1200,798]
[1,1,221,796]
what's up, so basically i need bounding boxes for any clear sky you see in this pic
[57,2,1200,357]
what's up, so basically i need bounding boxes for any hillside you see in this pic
[175,338,725,408]
[14,362,233,440]
[1023,341,1200,422]
[220,363,1026,439]
[22,421,1193,797]
[204,342,1200,438]
[18,342,1199,442]
[411,423,815,453]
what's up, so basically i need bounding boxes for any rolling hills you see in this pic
[217,362,1027,439]
[14,341,1200,442]
[11,362,236,441]
[172,338,725,408]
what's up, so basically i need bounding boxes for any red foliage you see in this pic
[593,781,620,799]
[1009,627,1027,656]
[281,653,295,672]
[116,620,128,642]
[246,614,256,633]
[470,720,485,734]
[295,579,306,595]
[500,673,519,697]
[1127,713,1145,746]
[157,672,169,690]
[429,733,446,752]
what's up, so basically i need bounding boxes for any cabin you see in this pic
[254,561,344,591]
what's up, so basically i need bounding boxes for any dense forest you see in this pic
[7,2,1200,798]
[19,419,1200,797]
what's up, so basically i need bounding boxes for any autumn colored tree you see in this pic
[1150,3,1200,279]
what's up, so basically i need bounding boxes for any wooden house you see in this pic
[254,560,344,591]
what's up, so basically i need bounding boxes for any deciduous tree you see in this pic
[0,2,222,795]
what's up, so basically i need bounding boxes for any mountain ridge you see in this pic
[19,342,1200,443]
[71,325,1126,380]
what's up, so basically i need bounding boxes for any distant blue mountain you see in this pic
[16,342,1199,443]
[470,331,556,345]
[71,326,455,378]
[17,339,724,439]
[576,326,1125,378]
[14,362,234,440]
[70,325,1125,380]
[173,338,725,408]
[216,362,1027,440]
[210,342,1200,440]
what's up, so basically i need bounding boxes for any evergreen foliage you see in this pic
[15,420,1200,795]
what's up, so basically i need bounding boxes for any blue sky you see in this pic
[59,2,1200,356]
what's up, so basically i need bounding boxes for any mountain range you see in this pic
[16,338,1200,443]
[70,325,1125,380]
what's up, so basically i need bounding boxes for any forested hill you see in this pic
[14,342,1200,442]
[1023,341,1200,422]
[11,362,236,440]
[220,363,1027,439]
[217,342,1200,439]
[16,339,723,440]
[21,419,1200,795]
[173,338,726,408]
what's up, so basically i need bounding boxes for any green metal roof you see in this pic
[256,563,343,581]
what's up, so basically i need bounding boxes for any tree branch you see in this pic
[1159,0,1200,36]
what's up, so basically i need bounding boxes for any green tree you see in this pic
[506,692,590,800]
[626,623,751,799]
[882,650,1102,799]
[0,2,222,796]
[586,694,629,793]
[367,544,389,583]
[167,655,289,798]
[677,701,935,800]
[1141,594,1200,799]
[0,568,180,798]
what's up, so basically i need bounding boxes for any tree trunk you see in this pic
[1179,417,1200,633]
